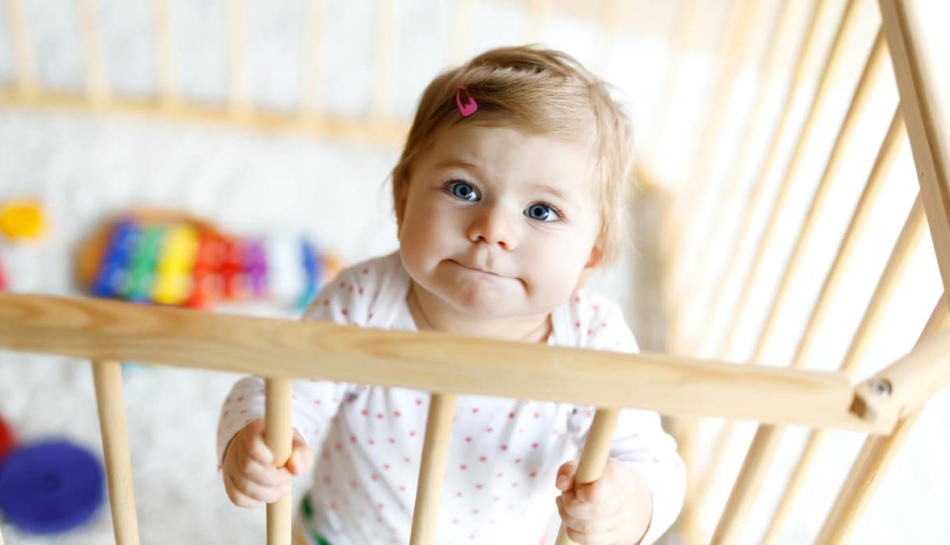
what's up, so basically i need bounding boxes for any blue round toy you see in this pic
[0,440,105,534]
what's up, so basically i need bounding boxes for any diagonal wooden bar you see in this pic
[707,195,927,545]
[816,295,949,544]
[685,0,832,356]
[760,109,907,545]
[880,0,950,291]
[711,0,866,363]
[92,360,141,545]
[0,291,891,432]
[692,29,890,510]
[666,0,799,349]
[658,0,760,282]
[3,0,36,97]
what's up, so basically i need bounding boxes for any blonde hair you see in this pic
[392,45,634,264]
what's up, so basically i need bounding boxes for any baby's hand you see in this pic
[555,458,652,545]
[222,418,312,508]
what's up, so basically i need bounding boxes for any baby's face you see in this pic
[398,123,602,320]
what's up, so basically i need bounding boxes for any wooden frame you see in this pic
[1,1,949,544]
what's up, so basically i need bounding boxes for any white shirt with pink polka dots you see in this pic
[218,252,685,545]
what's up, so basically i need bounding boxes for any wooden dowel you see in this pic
[451,0,474,65]
[92,360,141,545]
[265,378,293,545]
[841,196,927,378]
[78,0,110,105]
[526,0,552,44]
[750,29,888,365]
[705,195,926,544]
[759,426,827,545]
[594,0,623,74]
[696,32,890,505]
[644,0,703,173]
[302,0,323,114]
[555,409,620,545]
[684,0,829,356]
[4,0,36,96]
[706,108,905,542]
[789,109,906,369]
[227,0,251,117]
[667,0,804,349]
[817,296,950,544]
[708,424,784,545]
[371,0,397,122]
[151,0,179,108]
[712,0,866,362]
[662,0,764,292]
[409,393,457,545]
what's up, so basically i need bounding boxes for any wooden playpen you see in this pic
[0,0,949,544]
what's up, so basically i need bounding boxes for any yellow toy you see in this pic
[0,201,47,241]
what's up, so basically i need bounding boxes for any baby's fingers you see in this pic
[287,440,313,476]
[227,471,292,506]
[241,419,274,465]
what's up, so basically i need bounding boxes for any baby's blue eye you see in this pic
[525,203,559,222]
[450,182,479,201]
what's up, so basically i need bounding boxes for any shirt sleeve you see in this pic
[567,301,687,545]
[215,265,373,466]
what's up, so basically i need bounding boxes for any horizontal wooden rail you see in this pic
[0,291,889,432]
[0,88,408,145]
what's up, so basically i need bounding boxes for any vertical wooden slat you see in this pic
[692,29,889,507]
[4,0,36,96]
[302,0,324,114]
[555,409,620,545]
[227,0,251,117]
[451,0,474,65]
[662,0,765,294]
[92,360,141,545]
[880,0,950,296]
[711,0,865,361]
[594,0,623,74]
[372,0,397,122]
[265,378,293,545]
[708,195,927,545]
[816,295,950,544]
[78,0,110,105]
[409,394,457,545]
[526,0,552,44]
[684,0,829,356]
[152,0,179,108]
[757,109,907,545]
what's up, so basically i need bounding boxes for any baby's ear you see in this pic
[575,243,604,289]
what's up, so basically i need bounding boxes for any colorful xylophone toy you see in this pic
[76,211,340,311]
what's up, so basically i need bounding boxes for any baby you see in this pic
[217,45,686,545]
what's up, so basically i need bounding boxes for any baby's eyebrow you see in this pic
[526,183,569,201]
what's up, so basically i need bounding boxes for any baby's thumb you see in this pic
[555,460,579,491]
[286,436,313,476]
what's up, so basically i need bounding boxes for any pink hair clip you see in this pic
[455,85,477,117]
